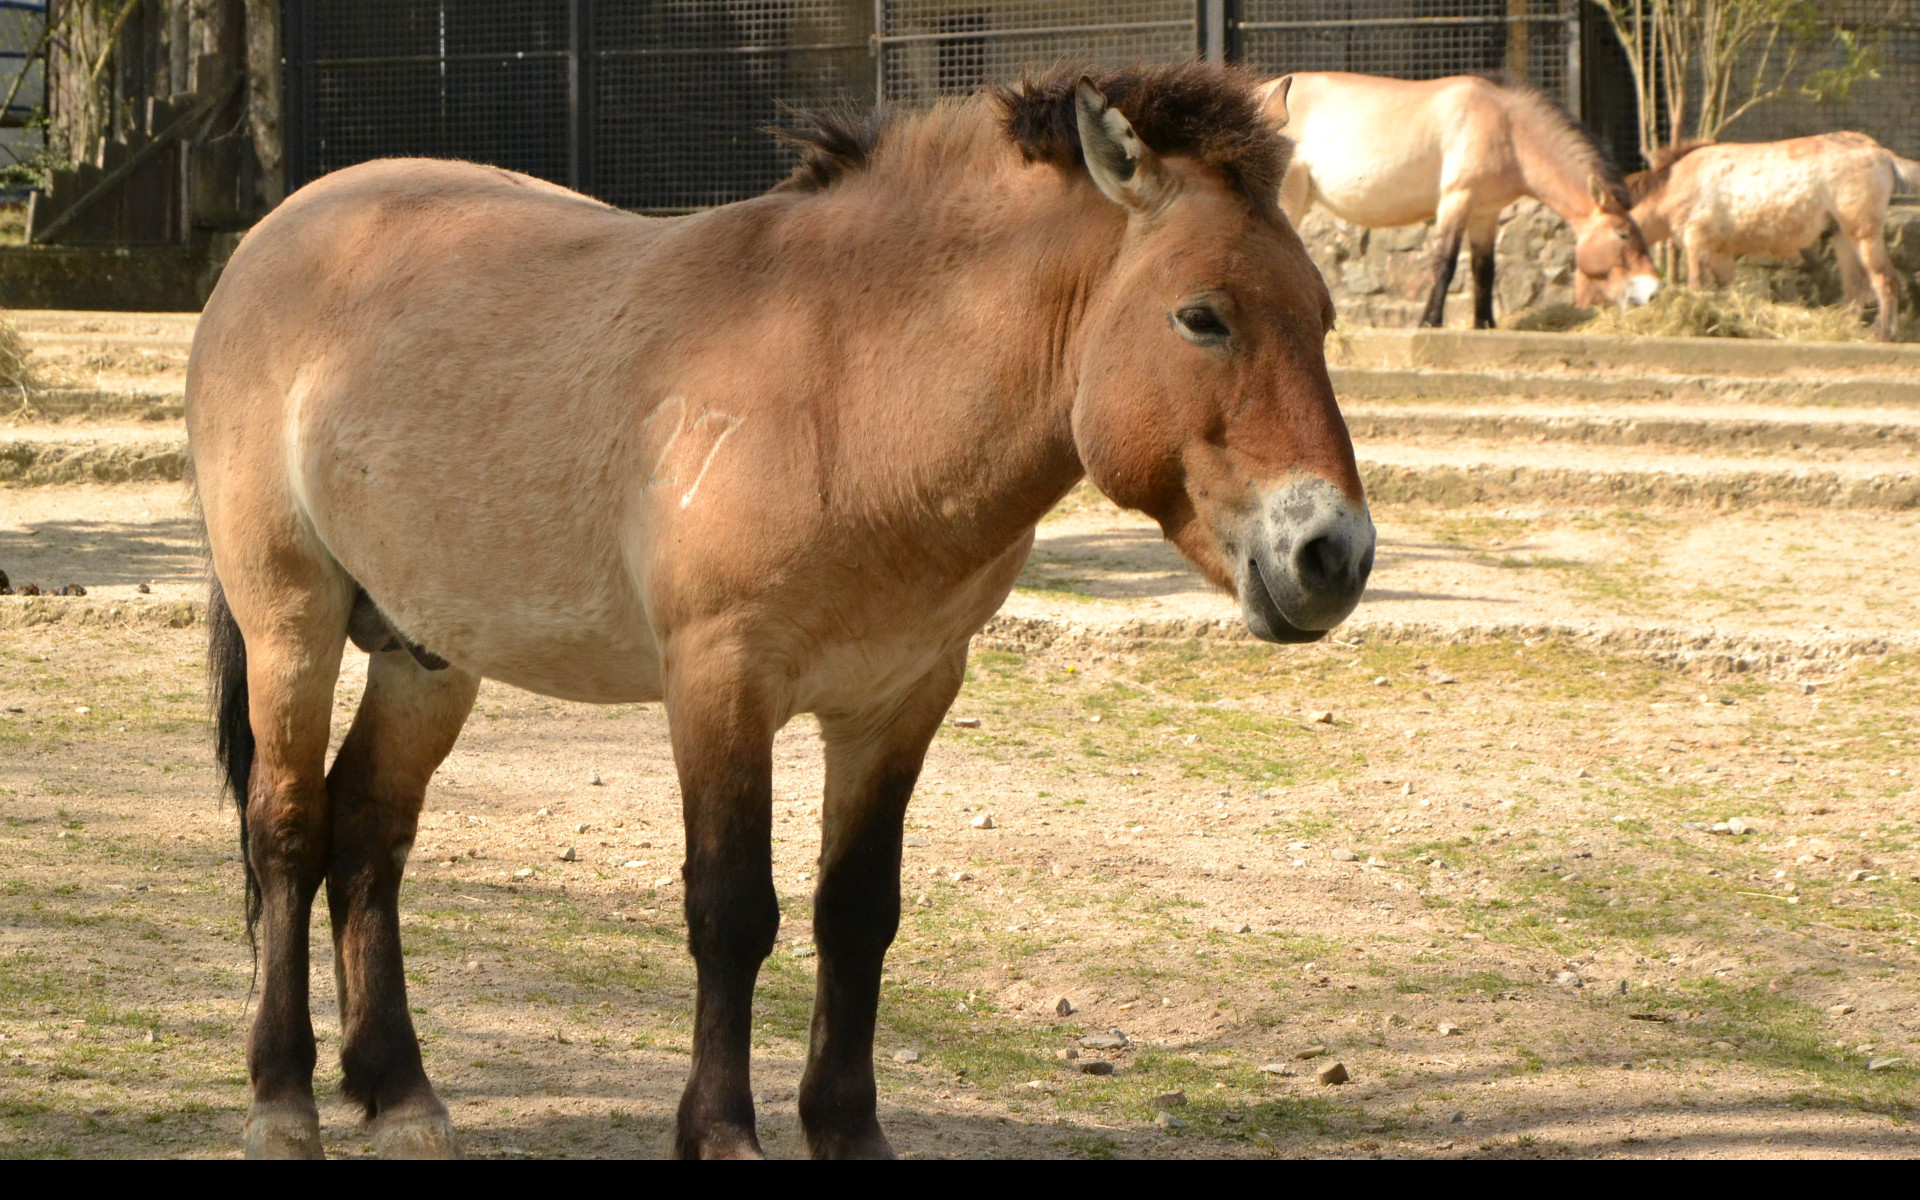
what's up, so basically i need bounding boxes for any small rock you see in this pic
[622,859,644,868]
[513,868,534,879]
[914,893,931,907]
[1257,1062,1294,1076]
[135,583,150,594]
[1295,1044,1327,1060]
[557,846,578,862]
[1553,970,1582,988]
[1331,848,1359,862]
[1056,1048,1079,1061]
[1150,1090,1187,1109]
[15,583,39,596]
[535,807,552,817]
[589,775,604,787]
[1229,922,1252,934]
[653,876,674,888]
[143,1029,158,1044]
[1052,996,1075,1017]
[1079,1033,1128,1050]
[1308,710,1334,725]
[1448,1111,1465,1124]
[1847,869,1871,883]
[951,717,981,728]
[892,1049,920,1064]
[74,706,90,715]
[1727,817,1754,835]
[792,945,816,959]
[1076,1060,1114,1076]
[903,835,930,848]
[1710,823,1732,835]
[1828,1004,1856,1017]
[1574,767,1590,779]
[969,813,995,830]
[1153,1112,1186,1130]
[1867,1057,1902,1072]
[1437,1022,1462,1036]
[1316,1061,1350,1086]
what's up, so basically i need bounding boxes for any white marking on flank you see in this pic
[679,412,742,509]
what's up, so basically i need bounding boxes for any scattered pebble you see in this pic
[1052,996,1075,1017]
[1308,710,1334,725]
[892,1049,920,1064]
[951,717,981,728]
[1257,1063,1294,1076]
[792,946,816,959]
[1316,1061,1350,1086]
[1553,970,1582,988]
[1153,1112,1186,1130]
[1150,1090,1187,1109]
[1828,1004,1857,1017]
[1437,1022,1462,1036]
[1448,1111,1466,1124]
[969,813,995,830]
[1079,1033,1128,1050]
[1868,1057,1902,1072]
[903,835,929,848]
[1331,849,1358,862]
[1847,869,1871,883]
[135,583,151,594]
[1056,1048,1079,1061]
[1727,817,1755,835]
[557,847,578,862]
[1295,1045,1327,1060]
[1076,1060,1114,1076]
[513,868,534,879]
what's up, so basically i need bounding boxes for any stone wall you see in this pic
[1296,201,1920,329]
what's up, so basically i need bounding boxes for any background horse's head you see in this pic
[1573,174,1661,308]
[1043,73,1374,643]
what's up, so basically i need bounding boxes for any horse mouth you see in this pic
[1242,555,1328,645]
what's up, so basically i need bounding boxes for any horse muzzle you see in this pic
[1236,477,1375,644]
[1623,273,1661,308]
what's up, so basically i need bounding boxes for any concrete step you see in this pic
[1330,327,1920,377]
[1343,400,1920,453]
[1331,365,1920,407]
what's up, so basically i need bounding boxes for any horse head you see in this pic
[1574,174,1661,308]
[1065,78,1373,643]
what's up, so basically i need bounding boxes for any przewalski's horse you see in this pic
[188,61,1373,1159]
[1258,71,1660,327]
[1627,133,1920,341]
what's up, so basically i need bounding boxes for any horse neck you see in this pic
[1508,107,1603,227]
[788,162,1120,551]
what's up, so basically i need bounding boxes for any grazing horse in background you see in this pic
[1627,133,1920,341]
[1259,71,1661,328]
[187,61,1373,1159]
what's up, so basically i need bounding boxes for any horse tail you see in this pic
[207,575,261,944]
[1890,155,1920,198]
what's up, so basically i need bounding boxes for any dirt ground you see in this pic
[2,609,1916,1158]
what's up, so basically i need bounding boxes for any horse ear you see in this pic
[1264,75,1293,128]
[1589,172,1625,215]
[1074,78,1168,211]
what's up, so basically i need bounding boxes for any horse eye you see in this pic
[1172,304,1231,344]
[1616,229,1631,241]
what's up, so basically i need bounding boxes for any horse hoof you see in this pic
[807,1123,897,1160]
[370,1106,464,1160]
[671,1124,766,1160]
[243,1104,324,1159]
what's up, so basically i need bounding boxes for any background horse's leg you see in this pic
[1468,212,1500,330]
[1837,226,1901,341]
[799,648,968,1160]
[223,568,352,1159]
[324,649,479,1158]
[1420,194,1472,327]
[666,648,781,1159]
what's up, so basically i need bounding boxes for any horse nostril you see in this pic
[1294,532,1346,594]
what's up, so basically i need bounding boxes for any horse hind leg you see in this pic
[324,646,479,1158]
[1468,213,1500,330]
[1420,192,1473,328]
[798,649,966,1159]
[1837,227,1901,341]
[210,561,353,1159]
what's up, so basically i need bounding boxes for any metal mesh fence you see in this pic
[286,0,870,212]
[875,1,1199,107]
[1718,0,1920,161]
[1236,0,1579,109]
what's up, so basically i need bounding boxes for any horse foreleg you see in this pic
[1421,196,1472,328]
[799,648,967,1159]
[227,576,352,1159]
[1468,214,1500,330]
[324,650,478,1158]
[667,650,781,1159]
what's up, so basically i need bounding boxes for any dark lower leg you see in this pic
[674,843,780,1159]
[1471,241,1497,329]
[245,785,330,1156]
[1421,225,1465,327]
[798,777,909,1158]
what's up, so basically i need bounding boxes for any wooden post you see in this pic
[243,0,281,208]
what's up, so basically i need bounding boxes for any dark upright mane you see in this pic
[1625,139,1713,203]
[771,60,1289,209]
[1493,76,1632,209]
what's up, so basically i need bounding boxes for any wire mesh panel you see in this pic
[592,2,868,211]
[1237,0,1578,109]
[1718,1,1920,161]
[286,1,573,188]
[876,1,1200,107]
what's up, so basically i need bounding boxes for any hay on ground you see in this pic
[1502,287,1895,342]
[0,310,41,391]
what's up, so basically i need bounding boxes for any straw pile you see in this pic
[1503,288,1901,342]
[0,310,40,391]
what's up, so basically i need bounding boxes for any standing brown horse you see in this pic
[188,62,1372,1159]
[1261,72,1661,327]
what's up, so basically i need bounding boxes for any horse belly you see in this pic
[1695,162,1828,259]
[1299,145,1443,228]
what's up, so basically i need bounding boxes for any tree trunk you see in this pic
[243,0,281,207]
